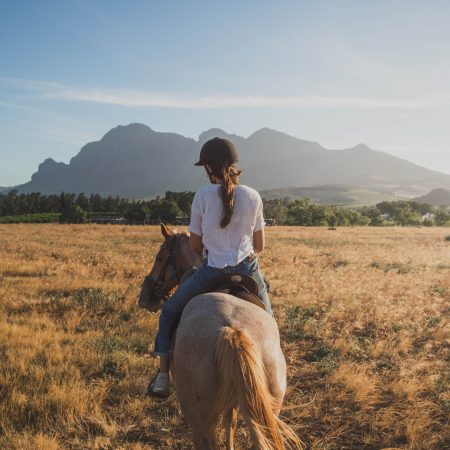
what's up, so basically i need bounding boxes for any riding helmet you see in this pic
[194,137,239,166]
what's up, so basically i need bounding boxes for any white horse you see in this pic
[143,225,302,450]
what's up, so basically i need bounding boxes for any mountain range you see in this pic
[8,123,450,200]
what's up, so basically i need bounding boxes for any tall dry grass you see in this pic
[0,224,448,449]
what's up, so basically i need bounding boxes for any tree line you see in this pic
[263,198,450,226]
[0,190,193,224]
[1,190,449,226]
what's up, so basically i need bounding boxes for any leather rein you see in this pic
[151,235,182,302]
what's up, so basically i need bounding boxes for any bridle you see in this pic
[150,235,182,302]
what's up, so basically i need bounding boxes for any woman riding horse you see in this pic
[140,138,302,448]
[145,137,272,397]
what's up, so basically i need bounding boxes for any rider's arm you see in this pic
[253,229,265,253]
[190,232,204,257]
[189,190,203,257]
[253,193,265,253]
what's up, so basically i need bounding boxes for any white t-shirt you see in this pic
[189,184,265,268]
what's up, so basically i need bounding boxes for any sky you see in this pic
[1,0,450,186]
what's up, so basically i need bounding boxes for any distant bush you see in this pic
[445,235,450,241]
[0,213,60,223]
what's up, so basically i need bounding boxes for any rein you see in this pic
[151,235,182,301]
[147,232,200,304]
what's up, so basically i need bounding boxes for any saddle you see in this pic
[206,273,266,310]
[179,268,267,311]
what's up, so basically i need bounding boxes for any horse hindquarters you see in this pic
[172,316,222,449]
[214,326,302,450]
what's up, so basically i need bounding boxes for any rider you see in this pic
[148,137,272,397]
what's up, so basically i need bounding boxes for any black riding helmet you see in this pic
[194,137,239,167]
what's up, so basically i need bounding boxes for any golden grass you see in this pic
[0,224,448,449]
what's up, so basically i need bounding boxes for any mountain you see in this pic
[16,124,200,197]
[260,184,403,206]
[261,184,356,204]
[413,188,450,206]
[12,123,450,198]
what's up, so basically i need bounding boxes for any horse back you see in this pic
[171,293,286,424]
[173,292,281,365]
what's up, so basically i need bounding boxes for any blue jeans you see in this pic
[153,255,272,357]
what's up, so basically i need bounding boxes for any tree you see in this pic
[76,193,89,211]
[165,191,195,216]
[434,209,450,226]
[393,207,420,226]
[90,193,103,212]
[125,202,149,223]
[147,199,182,223]
[262,198,289,224]
[287,198,314,225]
[60,205,87,223]
[59,192,76,212]
[4,190,19,215]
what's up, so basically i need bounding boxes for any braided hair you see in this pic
[206,162,242,228]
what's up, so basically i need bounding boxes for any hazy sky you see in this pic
[1,0,450,185]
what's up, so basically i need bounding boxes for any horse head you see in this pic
[142,223,197,312]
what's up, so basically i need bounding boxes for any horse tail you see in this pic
[214,326,302,450]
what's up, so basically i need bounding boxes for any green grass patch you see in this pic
[430,285,448,297]
[426,316,441,327]
[304,342,340,375]
[383,262,410,274]
[282,304,323,341]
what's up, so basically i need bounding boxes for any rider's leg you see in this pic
[160,355,170,373]
[255,277,272,315]
[153,260,217,359]
[149,261,219,396]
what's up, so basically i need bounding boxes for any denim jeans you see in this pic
[153,255,272,357]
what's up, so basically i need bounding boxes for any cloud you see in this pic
[2,77,450,110]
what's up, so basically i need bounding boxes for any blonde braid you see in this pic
[219,167,234,228]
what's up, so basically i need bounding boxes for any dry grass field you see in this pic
[0,224,449,450]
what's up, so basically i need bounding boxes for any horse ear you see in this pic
[161,223,171,239]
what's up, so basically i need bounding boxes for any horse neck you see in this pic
[177,234,202,274]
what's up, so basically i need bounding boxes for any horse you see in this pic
[143,223,302,450]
